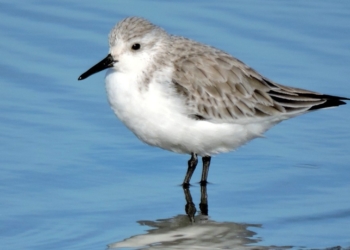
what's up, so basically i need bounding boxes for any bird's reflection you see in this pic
[183,185,208,222]
[108,185,290,249]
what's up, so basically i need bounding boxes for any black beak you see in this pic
[78,54,115,80]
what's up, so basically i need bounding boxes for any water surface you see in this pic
[1,1,350,249]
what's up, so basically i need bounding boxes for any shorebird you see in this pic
[78,17,348,187]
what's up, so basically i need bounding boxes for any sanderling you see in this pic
[78,17,348,187]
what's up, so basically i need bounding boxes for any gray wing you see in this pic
[172,50,347,123]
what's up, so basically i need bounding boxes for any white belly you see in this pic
[105,69,271,156]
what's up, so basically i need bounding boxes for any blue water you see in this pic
[1,1,350,249]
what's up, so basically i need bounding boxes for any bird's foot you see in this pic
[199,180,209,186]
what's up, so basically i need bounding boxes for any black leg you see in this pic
[183,153,198,187]
[200,156,211,186]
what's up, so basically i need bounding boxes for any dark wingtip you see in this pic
[308,94,349,111]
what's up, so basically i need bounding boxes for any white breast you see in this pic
[105,68,273,156]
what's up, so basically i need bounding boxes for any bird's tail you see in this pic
[264,79,349,114]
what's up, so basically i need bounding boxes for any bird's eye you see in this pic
[131,43,141,50]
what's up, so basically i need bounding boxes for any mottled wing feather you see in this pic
[172,46,346,123]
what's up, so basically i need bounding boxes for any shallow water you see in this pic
[1,1,350,249]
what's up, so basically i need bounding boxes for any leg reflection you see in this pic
[183,184,209,222]
[199,184,208,216]
[183,187,196,223]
